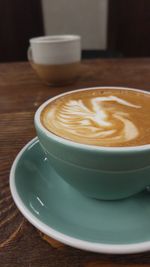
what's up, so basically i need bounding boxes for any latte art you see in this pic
[58,96,140,144]
[41,88,150,147]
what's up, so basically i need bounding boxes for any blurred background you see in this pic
[1,0,150,62]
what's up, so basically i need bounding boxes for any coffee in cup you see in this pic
[35,87,150,200]
[41,87,150,147]
[28,35,81,85]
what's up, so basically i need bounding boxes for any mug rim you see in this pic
[34,86,150,152]
[29,35,81,44]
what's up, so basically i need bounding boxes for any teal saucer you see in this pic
[10,137,150,254]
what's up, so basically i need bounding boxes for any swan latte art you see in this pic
[41,88,150,147]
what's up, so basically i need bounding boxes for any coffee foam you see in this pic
[41,89,150,147]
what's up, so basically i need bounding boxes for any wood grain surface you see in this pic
[0,60,150,267]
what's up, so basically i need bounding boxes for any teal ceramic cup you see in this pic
[34,87,150,200]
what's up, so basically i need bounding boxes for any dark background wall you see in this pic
[0,0,44,62]
[107,0,150,57]
[0,0,150,62]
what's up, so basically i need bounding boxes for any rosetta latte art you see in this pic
[54,96,141,145]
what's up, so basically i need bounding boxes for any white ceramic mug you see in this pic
[28,35,81,85]
[28,35,81,65]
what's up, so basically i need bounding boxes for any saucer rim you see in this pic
[9,137,150,254]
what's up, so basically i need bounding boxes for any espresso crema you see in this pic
[41,88,150,147]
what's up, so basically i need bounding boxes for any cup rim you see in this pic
[29,35,81,44]
[35,86,150,152]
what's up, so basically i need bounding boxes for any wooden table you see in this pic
[1,59,150,267]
